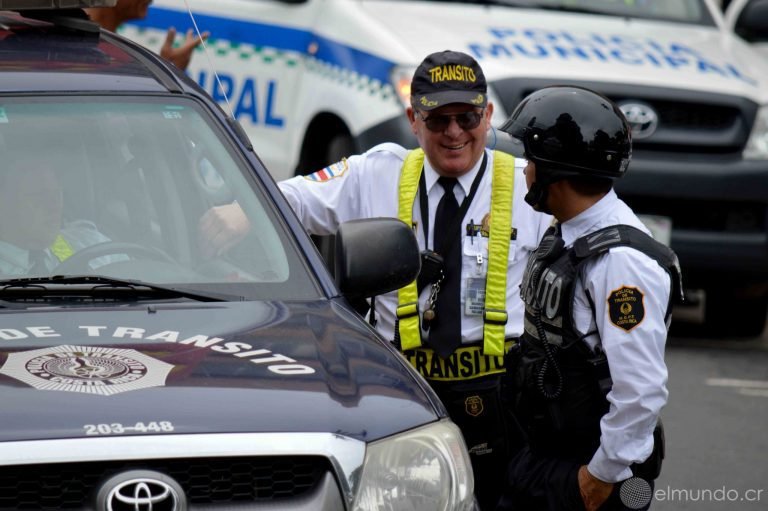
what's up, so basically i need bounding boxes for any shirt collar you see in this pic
[560,189,619,246]
[423,149,488,197]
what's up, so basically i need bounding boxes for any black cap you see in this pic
[410,50,487,111]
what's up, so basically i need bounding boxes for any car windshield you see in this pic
[0,96,321,301]
[381,0,715,25]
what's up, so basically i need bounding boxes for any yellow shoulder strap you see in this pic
[396,149,425,351]
[483,151,515,357]
[395,149,515,356]
[50,234,75,262]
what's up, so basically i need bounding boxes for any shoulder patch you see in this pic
[304,158,349,182]
[607,286,645,332]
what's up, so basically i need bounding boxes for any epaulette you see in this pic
[571,225,685,305]
[365,142,409,161]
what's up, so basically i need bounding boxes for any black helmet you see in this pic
[500,85,631,181]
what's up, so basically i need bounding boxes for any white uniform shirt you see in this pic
[279,143,552,342]
[560,189,671,483]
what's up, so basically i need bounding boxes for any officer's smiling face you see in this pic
[409,103,493,178]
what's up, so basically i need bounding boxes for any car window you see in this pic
[0,96,321,301]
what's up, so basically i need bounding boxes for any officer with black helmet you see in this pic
[497,86,683,511]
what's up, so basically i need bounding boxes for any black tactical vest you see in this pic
[512,224,682,460]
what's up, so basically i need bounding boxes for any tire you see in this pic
[312,233,336,279]
[312,133,355,278]
[703,289,768,338]
[326,133,355,164]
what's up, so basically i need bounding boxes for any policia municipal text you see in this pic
[496,86,683,511]
[279,50,551,510]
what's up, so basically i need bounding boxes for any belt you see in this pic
[402,339,517,382]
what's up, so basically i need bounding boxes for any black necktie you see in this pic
[428,177,462,358]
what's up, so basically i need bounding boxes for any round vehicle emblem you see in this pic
[35,350,144,381]
[618,102,659,140]
[0,345,174,396]
[95,470,187,511]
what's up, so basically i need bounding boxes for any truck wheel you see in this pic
[326,133,355,164]
[704,290,768,338]
[312,234,336,278]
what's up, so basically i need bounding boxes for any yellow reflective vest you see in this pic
[396,149,514,360]
[50,234,75,262]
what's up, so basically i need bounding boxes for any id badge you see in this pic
[465,277,486,316]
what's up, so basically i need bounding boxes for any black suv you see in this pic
[0,2,475,510]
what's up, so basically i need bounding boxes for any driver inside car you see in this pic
[0,157,249,276]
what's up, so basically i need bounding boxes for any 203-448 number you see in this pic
[84,421,175,435]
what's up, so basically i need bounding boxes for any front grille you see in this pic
[0,456,330,510]
[623,195,767,233]
[651,100,737,131]
[493,78,757,152]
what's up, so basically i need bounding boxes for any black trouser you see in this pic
[430,374,524,511]
[496,446,655,511]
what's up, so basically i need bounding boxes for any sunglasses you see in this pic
[415,110,485,132]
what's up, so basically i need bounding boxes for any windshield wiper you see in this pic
[0,275,239,303]
[0,298,25,309]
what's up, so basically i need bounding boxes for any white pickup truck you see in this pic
[127,0,768,337]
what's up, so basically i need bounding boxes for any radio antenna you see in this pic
[182,0,235,119]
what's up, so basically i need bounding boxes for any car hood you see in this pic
[359,2,768,102]
[0,300,438,443]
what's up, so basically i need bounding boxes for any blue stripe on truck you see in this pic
[132,6,396,83]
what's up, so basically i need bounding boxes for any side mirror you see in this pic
[729,0,768,42]
[334,218,420,298]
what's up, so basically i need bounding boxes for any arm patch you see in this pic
[303,158,349,181]
[607,286,645,332]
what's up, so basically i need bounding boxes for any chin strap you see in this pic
[524,181,551,214]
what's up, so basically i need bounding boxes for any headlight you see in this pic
[744,105,768,159]
[486,85,508,129]
[390,65,416,110]
[352,419,474,511]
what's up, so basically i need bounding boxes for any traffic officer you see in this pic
[279,50,552,509]
[497,86,683,511]
[0,158,118,275]
[0,156,248,276]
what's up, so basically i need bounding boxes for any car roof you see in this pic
[0,9,191,94]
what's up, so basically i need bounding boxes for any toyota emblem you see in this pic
[618,101,659,140]
[95,470,187,511]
